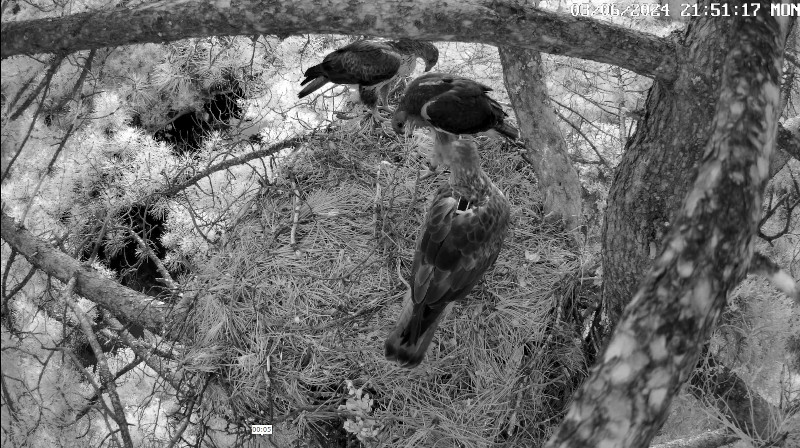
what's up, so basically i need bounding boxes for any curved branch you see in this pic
[0,210,170,333]
[0,0,678,81]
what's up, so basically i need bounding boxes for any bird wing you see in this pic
[406,184,508,339]
[421,80,507,135]
[321,41,403,86]
[398,73,454,114]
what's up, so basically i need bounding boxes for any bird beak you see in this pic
[392,122,403,135]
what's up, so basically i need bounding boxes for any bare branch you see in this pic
[7,53,64,121]
[55,49,97,113]
[74,357,143,421]
[63,276,134,448]
[1,54,64,182]
[127,228,179,290]
[158,135,305,198]
[553,108,611,169]
[0,370,22,423]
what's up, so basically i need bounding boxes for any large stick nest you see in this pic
[179,119,593,446]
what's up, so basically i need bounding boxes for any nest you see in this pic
[180,119,591,446]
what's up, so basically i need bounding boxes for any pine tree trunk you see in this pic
[547,3,790,446]
[602,6,733,324]
[499,46,582,233]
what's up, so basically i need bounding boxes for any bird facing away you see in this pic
[385,140,511,368]
[392,73,519,163]
[298,39,439,121]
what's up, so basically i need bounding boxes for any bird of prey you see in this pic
[391,72,519,163]
[298,39,439,121]
[385,140,511,368]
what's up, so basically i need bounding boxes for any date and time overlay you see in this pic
[570,2,797,17]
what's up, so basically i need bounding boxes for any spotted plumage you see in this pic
[392,72,519,161]
[298,39,438,120]
[385,140,511,368]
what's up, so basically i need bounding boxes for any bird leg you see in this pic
[379,83,392,110]
[366,106,391,124]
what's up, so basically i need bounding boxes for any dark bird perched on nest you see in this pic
[385,140,511,368]
[392,72,519,162]
[298,39,439,121]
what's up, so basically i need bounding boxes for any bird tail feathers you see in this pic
[384,290,453,369]
[492,122,520,141]
[298,69,328,98]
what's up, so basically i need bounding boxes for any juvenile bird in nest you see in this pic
[385,140,511,368]
[298,39,439,122]
[392,72,519,163]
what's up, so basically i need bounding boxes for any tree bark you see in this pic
[499,46,583,233]
[547,3,788,446]
[1,211,170,333]
[0,0,678,80]
[602,8,733,326]
[602,2,797,325]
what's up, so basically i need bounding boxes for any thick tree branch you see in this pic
[547,5,788,447]
[1,210,170,333]
[0,0,678,81]
[499,46,583,234]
